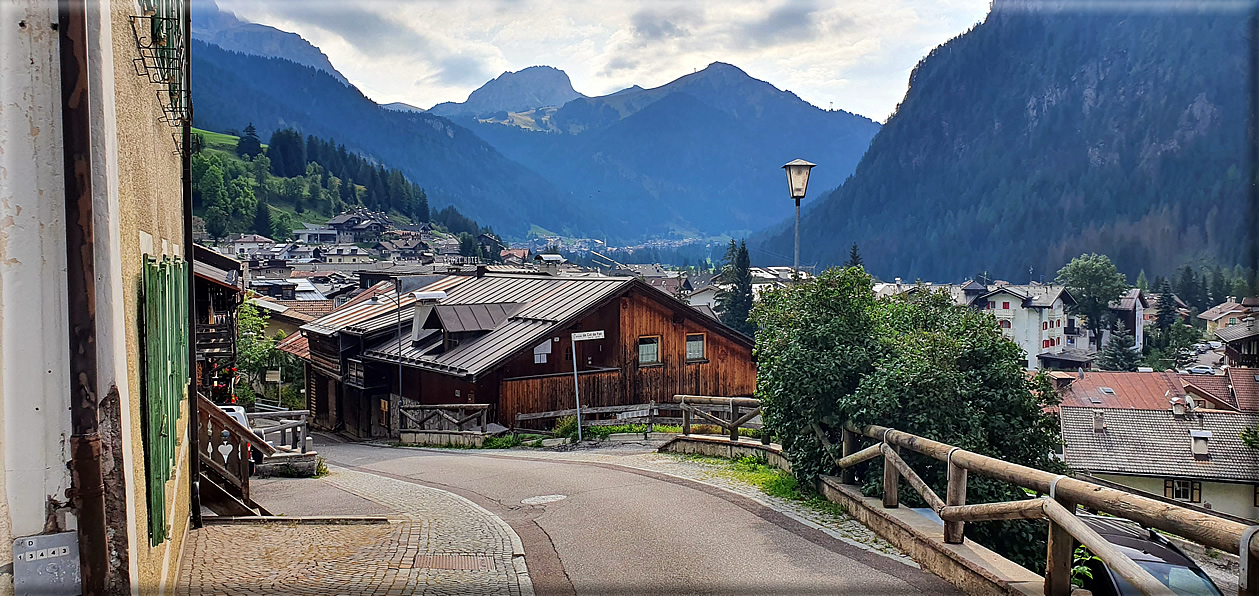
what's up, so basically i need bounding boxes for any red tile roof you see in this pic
[1229,367,1259,412]
[276,331,309,360]
[1057,371,1184,410]
[1178,374,1237,409]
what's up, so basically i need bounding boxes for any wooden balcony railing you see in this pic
[827,421,1259,596]
[195,323,235,357]
[247,409,310,453]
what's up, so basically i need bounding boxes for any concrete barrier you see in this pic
[659,435,1044,595]
[399,431,486,448]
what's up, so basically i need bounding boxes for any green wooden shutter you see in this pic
[141,256,189,545]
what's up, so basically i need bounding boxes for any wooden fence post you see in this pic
[1045,496,1078,596]
[944,458,967,544]
[882,444,900,509]
[648,400,655,433]
[841,428,857,485]
[729,401,739,442]
[683,407,691,435]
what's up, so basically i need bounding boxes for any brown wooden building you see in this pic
[296,272,755,438]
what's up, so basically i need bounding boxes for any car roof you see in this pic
[1078,514,1195,567]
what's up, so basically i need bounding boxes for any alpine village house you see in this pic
[284,271,757,437]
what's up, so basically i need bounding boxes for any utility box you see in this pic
[13,532,80,596]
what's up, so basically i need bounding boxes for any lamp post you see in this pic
[369,288,404,400]
[782,159,816,279]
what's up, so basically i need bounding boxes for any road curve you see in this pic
[302,441,957,596]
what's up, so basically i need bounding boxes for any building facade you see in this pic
[2,0,195,591]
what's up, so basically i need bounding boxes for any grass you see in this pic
[683,453,848,518]
[390,433,547,450]
[193,127,242,152]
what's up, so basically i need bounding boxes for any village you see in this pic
[6,0,1259,594]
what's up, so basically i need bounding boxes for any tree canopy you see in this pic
[1056,254,1128,350]
[1097,321,1139,372]
[751,267,1063,570]
[715,240,754,336]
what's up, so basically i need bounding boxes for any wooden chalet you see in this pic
[297,272,756,438]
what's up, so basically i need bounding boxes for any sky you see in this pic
[215,0,993,123]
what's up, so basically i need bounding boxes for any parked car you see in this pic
[1186,365,1215,375]
[1192,343,1209,354]
[1208,341,1222,350]
[217,404,264,469]
[1077,513,1222,596]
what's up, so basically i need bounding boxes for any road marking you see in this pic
[520,494,567,505]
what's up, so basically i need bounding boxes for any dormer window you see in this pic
[1190,430,1211,460]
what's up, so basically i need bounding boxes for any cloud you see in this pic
[630,9,698,41]
[259,3,432,56]
[429,54,496,87]
[740,1,825,47]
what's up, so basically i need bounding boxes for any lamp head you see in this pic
[782,159,817,200]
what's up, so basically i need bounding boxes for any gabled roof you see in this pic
[235,234,274,243]
[1111,288,1148,311]
[1216,318,1259,342]
[276,330,309,359]
[1057,371,1185,410]
[359,274,750,379]
[1060,406,1259,483]
[1178,374,1239,410]
[435,303,524,333]
[300,277,467,336]
[1229,367,1259,412]
[1198,301,1247,321]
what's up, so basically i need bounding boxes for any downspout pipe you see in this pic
[183,0,203,529]
[58,0,110,592]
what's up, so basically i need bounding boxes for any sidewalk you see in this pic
[176,466,532,596]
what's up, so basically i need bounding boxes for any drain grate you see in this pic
[413,554,497,571]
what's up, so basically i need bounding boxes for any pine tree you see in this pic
[236,122,262,158]
[1136,270,1149,292]
[716,240,754,336]
[1155,280,1178,333]
[253,200,272,237]
[845,242,863,268]
[1097,321,1139,372]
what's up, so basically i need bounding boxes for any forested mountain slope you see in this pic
[191,41,590,237]
[757,1,1251,280]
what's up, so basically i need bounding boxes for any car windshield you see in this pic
[1113,562,1222,596]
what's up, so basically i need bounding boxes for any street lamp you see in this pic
[782,159,816,279]
[368,289,405,402]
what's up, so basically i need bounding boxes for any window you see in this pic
[1254,485,1258,508]
[1165,479,1201,503]
[638,336,660,365]
[533,340,551,364]
[1043,340,1050,349]
[1003,301,1010,309]
[988,301,995,310]
[686,334,706,361]
[1229,317,1238,325]
[1000,320,1011,329]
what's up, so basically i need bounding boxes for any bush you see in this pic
[553,416,579,440]
[483,435,523,449]
[750,267,1064,572]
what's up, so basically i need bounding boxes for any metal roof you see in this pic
[1060,406,1259,482]
[361,274,633,377]
[436,303,523,333]
[300,276,468,336]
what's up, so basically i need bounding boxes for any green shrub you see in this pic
[553,416,579,440]
[483,435,523,449]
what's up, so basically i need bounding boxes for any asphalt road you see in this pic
[289,441,957,596]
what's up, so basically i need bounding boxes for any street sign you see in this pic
[569,329,605,442]
[571,330,604,341]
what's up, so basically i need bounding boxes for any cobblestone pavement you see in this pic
[429,440,913,562]
[177,466,533,596]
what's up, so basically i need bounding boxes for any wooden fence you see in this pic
[400,403,490,434]
[828,421,1259,596]
[247,409,310,453]
[676,395,768,444]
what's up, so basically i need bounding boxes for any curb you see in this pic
[202,515,393,525]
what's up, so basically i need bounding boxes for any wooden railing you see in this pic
[194,323,235,357]
[514,402,662,435]
[196,395,276,505]
[828,421,1259,596]
[676,395,768,445]
[400,403,489,434]
[247,409,310,453]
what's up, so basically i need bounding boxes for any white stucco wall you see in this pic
[1096,473,1258,522]
[0,0,75,583]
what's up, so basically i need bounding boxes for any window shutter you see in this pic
[1164,479,1174,498]
[1191,482,1202,503]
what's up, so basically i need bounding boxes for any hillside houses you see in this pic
[327,208,392,243]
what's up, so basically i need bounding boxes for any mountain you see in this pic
[427,66,586,117]
[190,0,349,85]
[190,40,590,237]
[383,102,425,113]
[757,1,1251,280]
[460,62,881,237]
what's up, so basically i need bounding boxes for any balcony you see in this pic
[1223,344,1259,367]
[195,323,235,359]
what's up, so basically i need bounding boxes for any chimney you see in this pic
[894,277,902,285]
[410,291,447,343]
[1092,410,1106,433]
[1171,398,1186,417]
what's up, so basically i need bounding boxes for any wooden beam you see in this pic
[837,444,881,469]
[945,459,968,544]
[939,499,1042,523]
[1045,494,1077,596]
[881,443,944,513]
[841,427,857,484]
[675,395,761,408]
[883,444,900,509]
[1041,499,1174,596]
